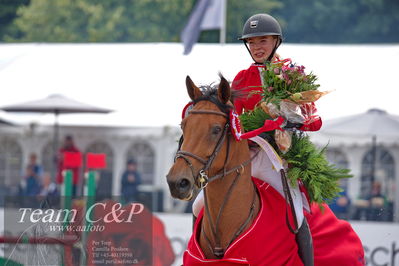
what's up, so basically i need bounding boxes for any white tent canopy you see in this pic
[321,108,399,138]
[311,108,399,146]
[0,43,398,127]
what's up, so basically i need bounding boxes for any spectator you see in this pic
[57,135,81,197]
[38,172,60,208]
[352,197,369,221]
[27,152,42,177]
[329,189,351,220]
[19,165,41,196]
[121,159,142,203]
[367,181,387,221]
[39,172,59,197]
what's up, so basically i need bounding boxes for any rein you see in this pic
[174,104,259,258]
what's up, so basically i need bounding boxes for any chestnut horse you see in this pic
[166,76,305,264]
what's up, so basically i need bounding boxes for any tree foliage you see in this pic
[2,0,399,43]
[4,0,280,42]
[4,0,194,42]
[276,0,399,43]
[0,0,30,40]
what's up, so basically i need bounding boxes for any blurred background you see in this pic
[0,0,398,265]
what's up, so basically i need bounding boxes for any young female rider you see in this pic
[231,13,365,266]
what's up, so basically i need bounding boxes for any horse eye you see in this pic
[211,125,222,135]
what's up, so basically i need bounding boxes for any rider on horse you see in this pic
[233,13,364,266]
[190,13,365,265]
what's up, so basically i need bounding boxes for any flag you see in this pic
[181,0,225,55]
[86,153,107,169]
[63,151,82,168]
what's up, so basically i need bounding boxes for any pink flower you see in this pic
[296,65,305,75]
[282,72,289,80]
[268,86,274,92]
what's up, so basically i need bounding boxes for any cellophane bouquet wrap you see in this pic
[240,59,352,205]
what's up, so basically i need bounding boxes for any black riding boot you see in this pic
[296,218,314,266]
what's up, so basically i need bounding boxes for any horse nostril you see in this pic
[178,178,190,190]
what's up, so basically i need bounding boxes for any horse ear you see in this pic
[218,75,231,104]
[186,75,202,101]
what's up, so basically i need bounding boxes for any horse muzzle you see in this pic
[166,173,197,201]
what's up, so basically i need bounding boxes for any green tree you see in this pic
[4,0,399,43]
[0,0,30,41]
[275,0,399,43]
[199,0,282,43]
[5,0,194,42]
[6,0,281,43]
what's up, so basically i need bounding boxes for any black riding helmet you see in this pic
[239,14,283,63]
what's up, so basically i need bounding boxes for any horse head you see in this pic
[166,75,234,200]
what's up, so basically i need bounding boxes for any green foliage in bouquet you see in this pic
[240,107,273,132]
[240,106,353,205]
[282,134,352,205]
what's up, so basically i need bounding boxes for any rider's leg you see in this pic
[193,190,204,217]
[192,190,204,229]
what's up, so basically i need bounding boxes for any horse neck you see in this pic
[200,138,260,258]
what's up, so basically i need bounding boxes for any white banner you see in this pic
[1,210,397,266]
[351,222,399,266]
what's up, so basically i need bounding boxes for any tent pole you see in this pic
[52,111,60,182]
[369,135,377,197]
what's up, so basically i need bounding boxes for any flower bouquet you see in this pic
[261,59,324,105]
[240,59,351,205]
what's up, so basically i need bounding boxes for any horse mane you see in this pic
[194,84,239,113]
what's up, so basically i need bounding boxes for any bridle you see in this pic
[174,101,258,258]
[175,107,254,189]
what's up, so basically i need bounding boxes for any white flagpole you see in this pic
[219,0,227,44]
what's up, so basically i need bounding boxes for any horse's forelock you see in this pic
[194,85,236,113]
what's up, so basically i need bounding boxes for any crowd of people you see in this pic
[18,135,142,206]
[329,181,391,222]
[18,135,82,199]
[17,152,59,207]
[18,153,59,198]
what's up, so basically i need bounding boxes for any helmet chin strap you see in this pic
[243,41,259,64]
[267,42,280,62]
[243,38,281,64]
